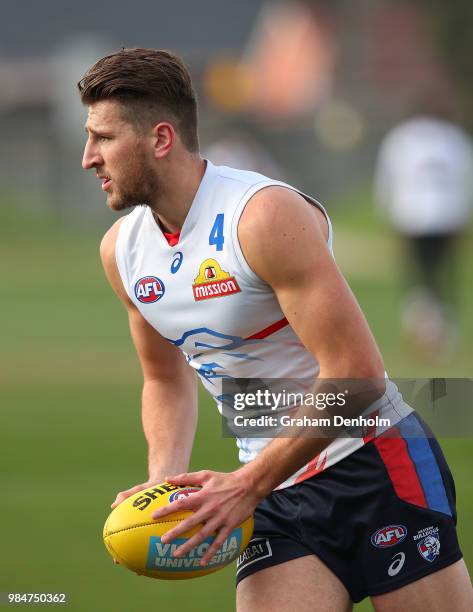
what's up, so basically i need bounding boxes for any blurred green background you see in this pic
[2,1,473,609]
[1,192,471,611]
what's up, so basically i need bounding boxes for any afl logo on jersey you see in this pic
[192,258,241,301]
[134,276,165,303]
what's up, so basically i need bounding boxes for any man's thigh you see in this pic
[236,555,353,612]
[371,559,473,611]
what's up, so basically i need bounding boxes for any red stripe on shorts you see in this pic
[294,451,328,484]
[245,317,289,340]
[374,428,427,508]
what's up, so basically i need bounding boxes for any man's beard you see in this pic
[106,162,159,212]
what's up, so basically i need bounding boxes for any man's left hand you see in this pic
[151,469,261,566]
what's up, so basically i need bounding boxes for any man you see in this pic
[79,49,472,611]
[374,103,473,360]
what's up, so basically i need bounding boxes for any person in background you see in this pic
[374,97,473,360]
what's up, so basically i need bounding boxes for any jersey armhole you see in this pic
[229,181,334,285]
[115,214,134,301]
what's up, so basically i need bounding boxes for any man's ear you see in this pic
[151,122,175,159]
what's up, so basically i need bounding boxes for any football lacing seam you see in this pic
[104,518,197,537]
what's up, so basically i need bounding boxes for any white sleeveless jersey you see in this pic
[116,161,412,489]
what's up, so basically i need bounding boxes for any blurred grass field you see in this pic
[1,191,472,611]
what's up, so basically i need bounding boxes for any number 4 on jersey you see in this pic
[209,213,224,251]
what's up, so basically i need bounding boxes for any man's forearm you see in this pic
[142,374,198,482]
[240,435,333,500]
[238,376,386,499]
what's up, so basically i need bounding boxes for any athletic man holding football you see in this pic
[79,48,473,611]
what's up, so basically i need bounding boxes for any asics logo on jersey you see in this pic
[371,525,407,548]
[134,276,165,303]
[192,258,241,301]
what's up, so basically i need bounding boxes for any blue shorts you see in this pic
[236,413,462,603]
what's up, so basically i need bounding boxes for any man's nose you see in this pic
[82,140,103,170]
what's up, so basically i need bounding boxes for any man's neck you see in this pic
[150,154,206,233]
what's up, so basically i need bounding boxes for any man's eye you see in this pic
[99,136,110,142]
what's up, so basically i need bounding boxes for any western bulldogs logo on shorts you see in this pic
[417,535,441,562]
[134,276,165,303]
[413,525,440,562]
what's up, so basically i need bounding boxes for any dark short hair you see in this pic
[78,48,199,152]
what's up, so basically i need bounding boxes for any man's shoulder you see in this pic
[100,208,145,258]
[237,186,330,289]
[241,185,328,241]
[100,217,126,267]
[211,161,274,188]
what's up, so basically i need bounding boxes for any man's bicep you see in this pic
[239,187,384,377]
[274,255,382,376]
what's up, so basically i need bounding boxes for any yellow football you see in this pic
[103,482,254,579]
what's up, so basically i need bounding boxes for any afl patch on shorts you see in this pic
[236,412,462,603]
